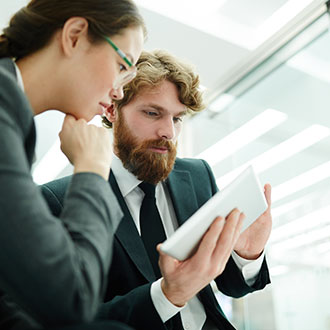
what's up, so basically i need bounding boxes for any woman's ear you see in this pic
[60,17,89,57]
[104,104,117,123]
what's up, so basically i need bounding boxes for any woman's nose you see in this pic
[110,87,124,100]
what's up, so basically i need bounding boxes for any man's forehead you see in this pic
[136,83,168,97]
[132,82,186,113]
[136,80,177,97]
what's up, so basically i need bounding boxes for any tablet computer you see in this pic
[160,165,268,261]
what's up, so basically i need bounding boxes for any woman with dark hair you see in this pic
[0,0,145,329]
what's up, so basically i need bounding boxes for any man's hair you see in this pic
[103,49,205,128]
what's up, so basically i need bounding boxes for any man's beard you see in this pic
[113,114,177,185]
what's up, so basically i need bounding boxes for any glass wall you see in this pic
[184,12,330,330]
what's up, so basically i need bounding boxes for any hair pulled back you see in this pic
[0,0,145,60]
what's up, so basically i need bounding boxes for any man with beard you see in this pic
[41,50,272,330]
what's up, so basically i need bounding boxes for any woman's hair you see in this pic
[103,49,205,128]
[0,0,146,60]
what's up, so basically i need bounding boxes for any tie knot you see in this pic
[139,182,156,198]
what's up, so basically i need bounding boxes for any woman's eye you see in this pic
[119,64,127,72]
[173,117,183,123]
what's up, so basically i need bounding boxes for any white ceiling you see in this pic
[136,0,311,50]
[1,0,320,94]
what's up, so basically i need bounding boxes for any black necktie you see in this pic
[139,182,184,328]
[139,182,166,278]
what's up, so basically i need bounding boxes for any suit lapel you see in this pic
[109,172,156,282]
[108,164,201,283]
[168,165,234,329]
[199,287,235,329]
[166,167,199,226]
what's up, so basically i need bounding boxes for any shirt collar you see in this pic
[111,153,142,198]
[13,62,25,92]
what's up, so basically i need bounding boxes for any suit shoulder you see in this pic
[0,59,23,99]
[0,59,33,133]
[174,157,211,173]
[173,157,217,194]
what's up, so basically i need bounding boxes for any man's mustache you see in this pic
[140,139,176,152]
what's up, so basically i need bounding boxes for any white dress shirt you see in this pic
[14,62,24,91]
[111,154,265,330]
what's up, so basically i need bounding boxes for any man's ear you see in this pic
[104,104,118,123]
[60,17,89,57]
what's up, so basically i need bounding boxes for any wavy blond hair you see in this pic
[103,49,205,128]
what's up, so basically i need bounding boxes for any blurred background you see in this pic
[2,1,330,329]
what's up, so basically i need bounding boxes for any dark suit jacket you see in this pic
[0,58,123,329]
[42,158,270,330]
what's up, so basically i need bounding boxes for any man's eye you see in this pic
[144,111,158,117]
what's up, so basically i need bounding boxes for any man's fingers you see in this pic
[232,212,245,243]
[264,183,272,209]
[157,244,179,276]
[212,209,244,264]
[194,217,225,261]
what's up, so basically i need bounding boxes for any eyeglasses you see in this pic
[103,35,137,90]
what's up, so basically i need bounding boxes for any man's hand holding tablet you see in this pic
[158,209,245,307]
[157,166,272,307]
[160,166,271,261]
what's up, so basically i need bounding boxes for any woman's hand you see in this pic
[59,115,112,180]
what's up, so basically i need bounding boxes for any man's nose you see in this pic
[158,117,175,140]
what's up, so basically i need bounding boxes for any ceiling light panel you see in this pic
[216,124,330,188]
[197,109,287,166]
[272,161,330,202]
[270,204,330,243]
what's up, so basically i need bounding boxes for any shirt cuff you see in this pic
[150,278,185,323]
[231,251,265,286]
